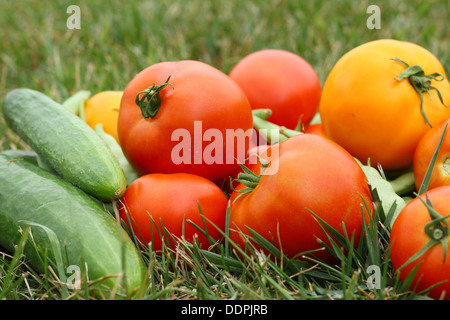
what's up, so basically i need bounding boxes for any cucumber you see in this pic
[0,149,57,173]
[95,124,139,186]
[61,90,91,116]
[0,149,39,165]
[2,88,126,201]
[0,153,146,296]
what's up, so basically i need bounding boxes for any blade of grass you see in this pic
[20,221,69,299]
[418,123,448,195]
[0,227,30,300]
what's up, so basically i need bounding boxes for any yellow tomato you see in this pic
[320,39,450,170]
[84,91,123,143]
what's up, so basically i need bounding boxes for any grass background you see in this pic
[0,0,449,300]
[1,0,449,102]
[1,0,449,147]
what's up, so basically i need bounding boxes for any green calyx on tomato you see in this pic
[398,122,450,268]
[393,57,448,127]
[398,194,450,272]
[232,157,269,202]
[135,76,173,119]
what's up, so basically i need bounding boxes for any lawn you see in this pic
[0,0,449,301]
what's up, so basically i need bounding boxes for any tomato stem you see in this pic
[135,76,173,119]
[393,57,448,127]
[389,171,415,196]
[421,194,449,259]
[397,193,449,272]
[252,108,272,120]
[419,196,447,257]
[231,155,270,203]
[252,111,302,144]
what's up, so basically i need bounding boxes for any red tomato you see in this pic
[229,49,322,130]
[224,143,272,194]
[229,134,373,264]
[246,144,271,164]
[414,118,450,191]
[304,123,328,139]
[118,60,253,182]
[390,186,450,300]
[119,173,228,251]
[218,144,270,194]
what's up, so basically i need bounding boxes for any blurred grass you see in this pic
[0,0,448,101]
[2,0,448,149]
[1,0,449,149]
[0,0,449,301]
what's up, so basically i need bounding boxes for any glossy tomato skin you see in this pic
[118,60,253,182]
[84,91,123,143]
[390,186,450,300]
[119,173,228,251]
[229,134,373,264]
[229,49,321,130]
[320,39,450,170]
[414,118,450,191]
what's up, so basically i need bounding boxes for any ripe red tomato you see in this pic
[414,118,450,191]
[229,49,322,130]
[304,123,328,139]
[118,173,228,251]
[229,134,373,264]
[390,186,450,300]
[118,60,253,183]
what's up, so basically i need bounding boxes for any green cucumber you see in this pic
[95,124,139,186]
[0,149,57,173]
[0,153,146,296]
[61,90,91,116]
[0,149,39,165]
[2,88,126,201]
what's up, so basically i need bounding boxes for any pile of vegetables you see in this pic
[1,39,450,300]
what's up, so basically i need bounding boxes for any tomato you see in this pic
[118,173,228,251]
[390,186,450,300]
[118,60,253,183]
[320,39,450,171]
[219,139,271,196]
[414,118,450,191]
[84,91,123,143]
[246,144,271,163]
[226,143,272,192]
[304,123,328,139]
[229,49,322,130]
[229,134,373,264]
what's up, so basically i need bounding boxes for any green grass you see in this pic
[1,0,449,145]
[0,0,449,300]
